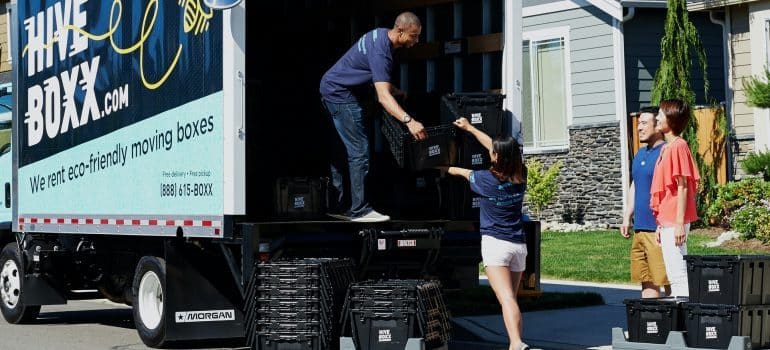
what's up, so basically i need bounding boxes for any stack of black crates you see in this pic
[623,255,770,348]
[343,280,451,349]
[681,255,770,348]
[245,258,357,350]
[440,93,505,221]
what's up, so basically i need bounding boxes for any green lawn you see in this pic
[539,230,765,283]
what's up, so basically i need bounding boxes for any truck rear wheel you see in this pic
[133,256,167,348]
[0,242,40,324]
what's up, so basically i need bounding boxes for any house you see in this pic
[689,0,770,177]
[0,0,10,85]
[521,0,725,225]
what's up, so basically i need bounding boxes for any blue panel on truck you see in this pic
[15,1,225,225]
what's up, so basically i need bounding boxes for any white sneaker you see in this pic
[351,210,390,223]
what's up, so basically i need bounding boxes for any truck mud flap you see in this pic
[21,274,67,306]
[163,240,245,342]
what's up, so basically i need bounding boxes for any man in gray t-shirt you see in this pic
[320,12,427,222]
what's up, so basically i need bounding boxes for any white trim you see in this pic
[523,0,585,17]
[503,0,523,142]
[522,26,573,152]
[613,17,631,218]
[223,2,246,215]
[749,2,770,152]
[586,0,624,20]
[523,0,622,20]
[689,0,762,12]
[620,0,668,9]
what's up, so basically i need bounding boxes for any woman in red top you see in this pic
[650,99,700,297]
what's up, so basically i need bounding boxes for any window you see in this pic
[522,27,571,150]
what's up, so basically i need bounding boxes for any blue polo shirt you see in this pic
[631,142,664,231]
[320,28,393,103]
[470,170,526,244]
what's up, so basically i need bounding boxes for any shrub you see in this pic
[740,151,770,181]
[707,179,770,226]
[729,205,770,240]
[525,159,562,219]
[756,211,770,244]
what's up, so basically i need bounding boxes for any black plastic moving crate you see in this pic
[257,332,323,350]
[624,297,687,344]
[246,258,357,350]
[385,170,443,220]
[683,303,770,349]
[441,176,482,221]
[272,177,328,220]
[440,92,505,136]
[457,132,491,169]
[343,280,451,349]
[349,309,419,350]
[684,255,770,305]
[381,111,457,170]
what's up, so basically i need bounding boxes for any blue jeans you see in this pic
[323,100,372,218]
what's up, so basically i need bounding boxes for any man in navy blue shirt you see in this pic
[621,107,671,297]
[320,12,427,222]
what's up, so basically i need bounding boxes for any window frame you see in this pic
[521,26,573,153]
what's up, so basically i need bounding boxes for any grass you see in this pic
[444,286,604,316]
[539,230,765,284]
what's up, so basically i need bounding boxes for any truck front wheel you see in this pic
[0,243,41,324]
[133,256,167,348]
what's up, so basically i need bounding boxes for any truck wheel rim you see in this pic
[1,259,21,310]
[138,271,163,330]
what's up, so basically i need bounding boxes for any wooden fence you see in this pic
[627,107,727,184]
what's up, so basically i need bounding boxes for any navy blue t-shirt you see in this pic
[320,28,393,103]
[631,142,664,231]
[469,170,526,244]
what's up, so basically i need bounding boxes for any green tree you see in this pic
[743,68,770,108]
[526,159,562,219]
[651,0,724,222]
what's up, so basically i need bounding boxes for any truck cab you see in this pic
[0,84,12,237]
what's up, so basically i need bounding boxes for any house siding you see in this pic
[729,4,754,178]
[523,4,623,226]
[624,7,726,115]
[0,1,10,78]
[524,5,618,126]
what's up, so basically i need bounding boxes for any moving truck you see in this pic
[0,0,529,347]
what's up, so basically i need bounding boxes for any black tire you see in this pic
[0,242,40,324]
[132,256,167,348]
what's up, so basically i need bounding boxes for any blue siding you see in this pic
[623,7,726,114]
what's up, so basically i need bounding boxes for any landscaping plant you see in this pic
[729,204,770,240]
[651,0,726,222]
[743,68,770,109]
[707,178,770,226]
[740,150,770,181]
[525,159,561,220]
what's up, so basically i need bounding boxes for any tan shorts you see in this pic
[630,230,670,287]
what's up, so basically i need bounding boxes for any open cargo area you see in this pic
[243,0,509,222]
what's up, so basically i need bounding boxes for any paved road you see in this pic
[0,299,246,350]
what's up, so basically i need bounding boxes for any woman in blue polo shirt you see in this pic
[446,117,529,350]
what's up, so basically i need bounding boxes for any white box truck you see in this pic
[0,0,528,347]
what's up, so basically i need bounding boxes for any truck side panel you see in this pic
[13,0,231,237]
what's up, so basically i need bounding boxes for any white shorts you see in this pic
[481,235,528,272]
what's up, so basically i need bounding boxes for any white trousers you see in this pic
[659,224,690,297]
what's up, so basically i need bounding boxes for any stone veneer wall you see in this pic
[525,122,624,226]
